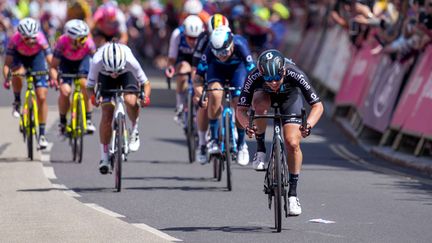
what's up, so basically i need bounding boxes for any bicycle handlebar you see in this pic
[198,85,242,108]
[166,72,191,90]
[11,70,49,77]
[59,73,87,79]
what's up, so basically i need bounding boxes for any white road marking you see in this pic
[132,223,183,242]
[51,184,81,198]
[40,153,50,162]
[45,142,54,152]
[42,166,57,179]
[84,203,125,218]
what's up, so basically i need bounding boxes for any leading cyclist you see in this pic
[194,26,256,166]
[49,19,96,135]
[87,42,151,174]
[2,17,53,149]
[236,49,324,216]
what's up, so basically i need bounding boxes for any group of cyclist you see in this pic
[1,1,324,217]
[165,8,324,215]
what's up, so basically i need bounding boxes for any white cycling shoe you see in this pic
[196,145,208,165]
[38,135,48,150]
[237,144,250,166]
[86,120,96,134]
[129,130,140,152]
[252,152,266,171]
[288,196,302,216]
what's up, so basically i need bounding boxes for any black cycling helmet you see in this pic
[257,49,285,82]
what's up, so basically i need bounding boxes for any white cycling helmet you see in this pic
[64,19,89,39]
[184,0,203,15]
[102,43,127,73]
[17,17,39,38]
[183,15,204,38]
[209,26,233,57]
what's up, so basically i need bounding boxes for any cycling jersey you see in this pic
[6,32,51,57]
[196,34,255,78]
[93,5,127,37]
[87,43,149,88]
[168,26,196,64]
[192,31,210,68]
[238,59,321,108]
[53,34,95,61]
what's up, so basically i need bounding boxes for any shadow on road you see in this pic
[126,185,227,192]
[123,176,214,182]
[161,225,279,234]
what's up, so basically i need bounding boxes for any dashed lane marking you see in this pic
[84,203,125,218]
[132,224,183,242]
[42,166,57,180]
[51,184,81,198]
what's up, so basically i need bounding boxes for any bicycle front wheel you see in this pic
[224,114,232,191]
[186,92,196,163]
[76,96,84,163]
[273,140,282,232]
[114,115,124,192]
[27,104,34,161]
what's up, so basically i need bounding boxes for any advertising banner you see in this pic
[401,46,432,136]
[390,49,432,129]
[294,29,316,68]
[312,26,340,85]
[335,43,381,107]
[322,28,352,93]
[360,57,410,133]
[302,28,325,73]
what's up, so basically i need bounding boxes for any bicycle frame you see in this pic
[22,76,39,138]
[221,85,237,155]
[71,77,87,135]
[110,93,129,156]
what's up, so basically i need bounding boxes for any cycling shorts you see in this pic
[92,28,120,42]
[263,88,304,125]
[59,55,90,85]
[99,72,138,103]
[175,53,193,66]
[12,51,48,88]
[206,62,246,98]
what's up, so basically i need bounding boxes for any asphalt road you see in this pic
[1,73,432,242]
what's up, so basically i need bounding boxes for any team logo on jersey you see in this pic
[266,52,273,59]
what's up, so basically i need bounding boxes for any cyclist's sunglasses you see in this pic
[24,36,36,41]
[76,36,88,45]
[263,74,282,82]
[211,43,233,57]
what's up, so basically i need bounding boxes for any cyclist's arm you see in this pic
[167,28,181,67]
[236,70,259,129]
[287,65,323,128]
[49,56,60,81]
[87,52,103,92]
[2,55,13,81]
[236,36,256,72]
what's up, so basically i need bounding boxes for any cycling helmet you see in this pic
[17,18,39,38]
[207,14,229,33]
[183,15,204,38]
[64,19,89,39]
[209,26,233,57]
[102,4,117,20]
[184,0,203,15]
[102,43,127,73]
[257,49,285,82]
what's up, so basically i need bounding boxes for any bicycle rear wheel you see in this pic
[27,104,34,161]
[186,92,196,163]
[114,115,124,192]
[224,115,232,191]
[273,141,282,232]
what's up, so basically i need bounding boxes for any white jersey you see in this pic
[87,43,149,88]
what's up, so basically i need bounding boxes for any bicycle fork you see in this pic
[21,90,39,138]
[71,92,87,136]
[221,107,237,154]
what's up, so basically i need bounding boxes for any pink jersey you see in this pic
[7,32,49,56]
[54,35,96,61]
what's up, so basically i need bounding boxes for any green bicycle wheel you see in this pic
[27,103,34,161]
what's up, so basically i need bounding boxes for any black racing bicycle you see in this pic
[249,104,306,232]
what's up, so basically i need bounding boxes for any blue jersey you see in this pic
[167,26,195,64]
[196,34,255,78]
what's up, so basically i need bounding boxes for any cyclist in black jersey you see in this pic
[236,49,324,216]
[192,13,230,164]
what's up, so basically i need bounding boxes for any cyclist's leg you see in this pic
[174,60,192,113]
[58,58,75,131]
[230,63,247,149]
[120,72,140,151]
[10,55,25,115]
[250,91,271,170]
[32,51,49,139]
[78,55,94,128]
[99,74,116,169]
[280,91,304,215]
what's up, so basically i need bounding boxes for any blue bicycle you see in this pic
[200,83,240,191]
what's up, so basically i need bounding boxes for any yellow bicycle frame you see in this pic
[20,75,39,136]
[70,77,87,137]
